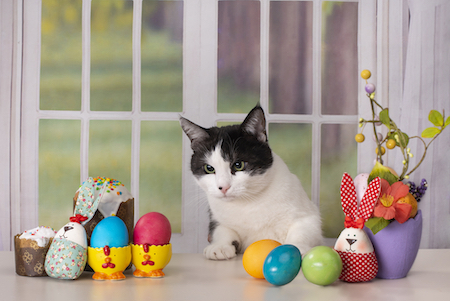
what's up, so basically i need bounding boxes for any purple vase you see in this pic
[364,210,422,279]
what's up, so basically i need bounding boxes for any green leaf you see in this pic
[365,217,391,235]
[429,110,444,127]
[379,109,391,130]
[368,161,399,185]
[445,116,450,127]
[421,127,441,138]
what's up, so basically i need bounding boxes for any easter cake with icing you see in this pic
[72,177,134,245]
[14,226,56,277]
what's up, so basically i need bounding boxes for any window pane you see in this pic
[268,123,312,198]
[218,0,260,113]
[269,1,313,114]
[39,119,81,229]
[89,120,132,187]
[140,121,182,233]
[321,2,358,115]
[91,0,133,111]
[40,0,82,111]
[320,124,357,238]
[141,1,183,112]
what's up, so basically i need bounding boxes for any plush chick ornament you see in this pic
[44,215,88,280]
[334,173,381,282]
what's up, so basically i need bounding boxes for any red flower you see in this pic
[373,179,412,223]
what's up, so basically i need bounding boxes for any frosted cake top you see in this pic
[19,226,57,247]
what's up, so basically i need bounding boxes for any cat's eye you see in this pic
[233,161,245,171]
[204,164,215,174]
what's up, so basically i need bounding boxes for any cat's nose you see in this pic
[219,185,230,194]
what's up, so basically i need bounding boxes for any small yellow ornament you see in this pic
[375,146,386,155]
[386,139,396,149]
[361,69,371,80]
[355,133,365,143]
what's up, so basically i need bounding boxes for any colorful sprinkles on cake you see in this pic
[74,176,133,223]
[92,177,123,194]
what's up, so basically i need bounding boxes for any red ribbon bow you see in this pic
[69,214,88,224]
[344,216,365,229]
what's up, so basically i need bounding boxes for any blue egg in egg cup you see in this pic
[87,216,132,281]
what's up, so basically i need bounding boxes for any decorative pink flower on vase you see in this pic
[373,179,411,224]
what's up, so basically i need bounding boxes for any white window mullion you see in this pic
[310,0,323,209]
[20,0,42,233]
[177,0,216,253]
[131,0,142,222]
[357,0,378,174]
[260,0,270,111]
[80,0,91,183]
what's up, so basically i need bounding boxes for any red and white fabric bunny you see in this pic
[334,172,381,282]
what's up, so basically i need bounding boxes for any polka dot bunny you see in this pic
[334,173,381,282]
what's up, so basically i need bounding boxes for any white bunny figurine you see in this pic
[334,172,381,282]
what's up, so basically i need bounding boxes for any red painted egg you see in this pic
[133,212,172,246]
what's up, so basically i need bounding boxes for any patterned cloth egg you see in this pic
[335,250,378,282]
[44,220,87,280]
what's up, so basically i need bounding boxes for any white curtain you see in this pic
[391,0,450,248]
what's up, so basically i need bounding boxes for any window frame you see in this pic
[4,0,381,251]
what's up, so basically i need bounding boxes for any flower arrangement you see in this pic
[355,70,449,234]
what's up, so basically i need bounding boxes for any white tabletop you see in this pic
[2,249,450,301]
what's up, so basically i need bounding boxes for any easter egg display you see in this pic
[88,216,132,280]
[263,245,302,286]
[132,212,172,278]
[133,212,172,246]
[90,216,129,248]
[45,216,88,280]
[242,239,282,279]
[301,246,343,286]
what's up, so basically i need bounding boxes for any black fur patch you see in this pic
[190,124,273,177]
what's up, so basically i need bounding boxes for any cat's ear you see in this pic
[241,106,268,143]
[180,117,210,149]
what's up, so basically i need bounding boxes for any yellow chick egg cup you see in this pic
[131,243,172,278]
[87,245,132,281]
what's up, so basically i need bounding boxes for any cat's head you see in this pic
[180,106,273,200]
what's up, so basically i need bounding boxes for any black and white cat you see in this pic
[180,105,322,260]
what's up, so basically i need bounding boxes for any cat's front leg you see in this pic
[204,225,240,260]
[284,218,323,256]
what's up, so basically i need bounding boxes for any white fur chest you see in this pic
[205,154,312,250]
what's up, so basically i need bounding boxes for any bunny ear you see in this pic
[358,177,381,221]
[340,173,358,220]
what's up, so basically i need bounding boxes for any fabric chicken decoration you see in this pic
[334,173,381,282]
[44,215,88,280]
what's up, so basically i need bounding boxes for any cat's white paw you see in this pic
[204,244,237,260]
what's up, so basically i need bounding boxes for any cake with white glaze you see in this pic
[14,226,56,277]
[73,177,134,245]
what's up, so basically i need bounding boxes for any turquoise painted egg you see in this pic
[90,216,129,248]
[263,244,302,286]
